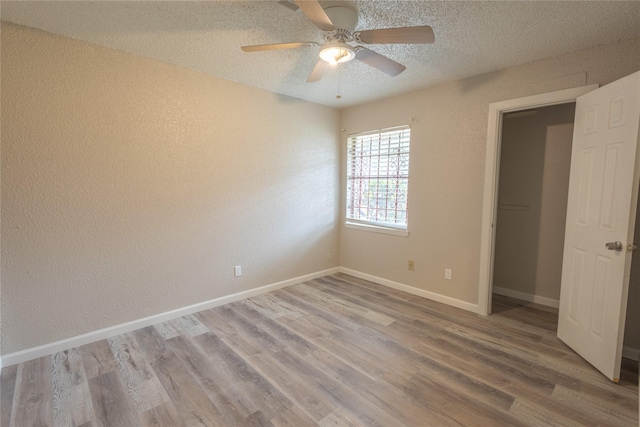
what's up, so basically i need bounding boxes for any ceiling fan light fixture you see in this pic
[319,41,355,64]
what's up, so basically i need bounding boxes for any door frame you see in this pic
[478,85,599,316]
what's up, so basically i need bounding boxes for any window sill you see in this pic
[344,221,409,237]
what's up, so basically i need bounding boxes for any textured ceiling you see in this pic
[2,1,640,108]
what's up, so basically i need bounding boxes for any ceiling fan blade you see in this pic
[307,59,330,82]
[278,0,299,11]
[355,47,406,77]
[357,26,435,44]
[294,0,334,31]
[241,42,318,52]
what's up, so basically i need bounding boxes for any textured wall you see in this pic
[1,23,340,355]
[494,104,575,301]
[3,21,640,357]
[339,37,640,306]
[627,206,640,352]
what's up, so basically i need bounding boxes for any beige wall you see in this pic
[0,23,340,355]
[626,205,640,352]
[340,37,640,305]
[494,104,575,301]
[2,21,640,358]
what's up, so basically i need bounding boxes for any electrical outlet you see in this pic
[445,268,452,280]
[408,260,415,271]
[234,265,242,277]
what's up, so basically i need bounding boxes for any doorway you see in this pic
[491,103,576,309]
[478,85,598,316]
[478,85,639,365]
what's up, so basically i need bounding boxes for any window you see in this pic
[346,126,410,235]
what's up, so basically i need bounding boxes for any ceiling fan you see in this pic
[241,0,435,82]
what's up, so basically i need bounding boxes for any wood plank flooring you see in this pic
[1,273,638,426]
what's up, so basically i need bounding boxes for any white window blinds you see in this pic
[346,126,410,229]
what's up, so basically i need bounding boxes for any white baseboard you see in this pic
[0,267,340,368]
[338,268,482,315]
[493,286,560,309]
[623,346,639,362]
[3,267,633,369]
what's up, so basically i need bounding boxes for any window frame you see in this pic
[344,125,411,237]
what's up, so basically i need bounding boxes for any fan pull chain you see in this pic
[336,65,342,99]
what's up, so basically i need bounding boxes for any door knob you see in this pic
[605,241,623,251]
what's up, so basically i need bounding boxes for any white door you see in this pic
[558,71,640,382]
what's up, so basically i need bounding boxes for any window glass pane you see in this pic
[346,126,410,229]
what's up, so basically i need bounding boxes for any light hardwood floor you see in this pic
[1,273,638,426]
